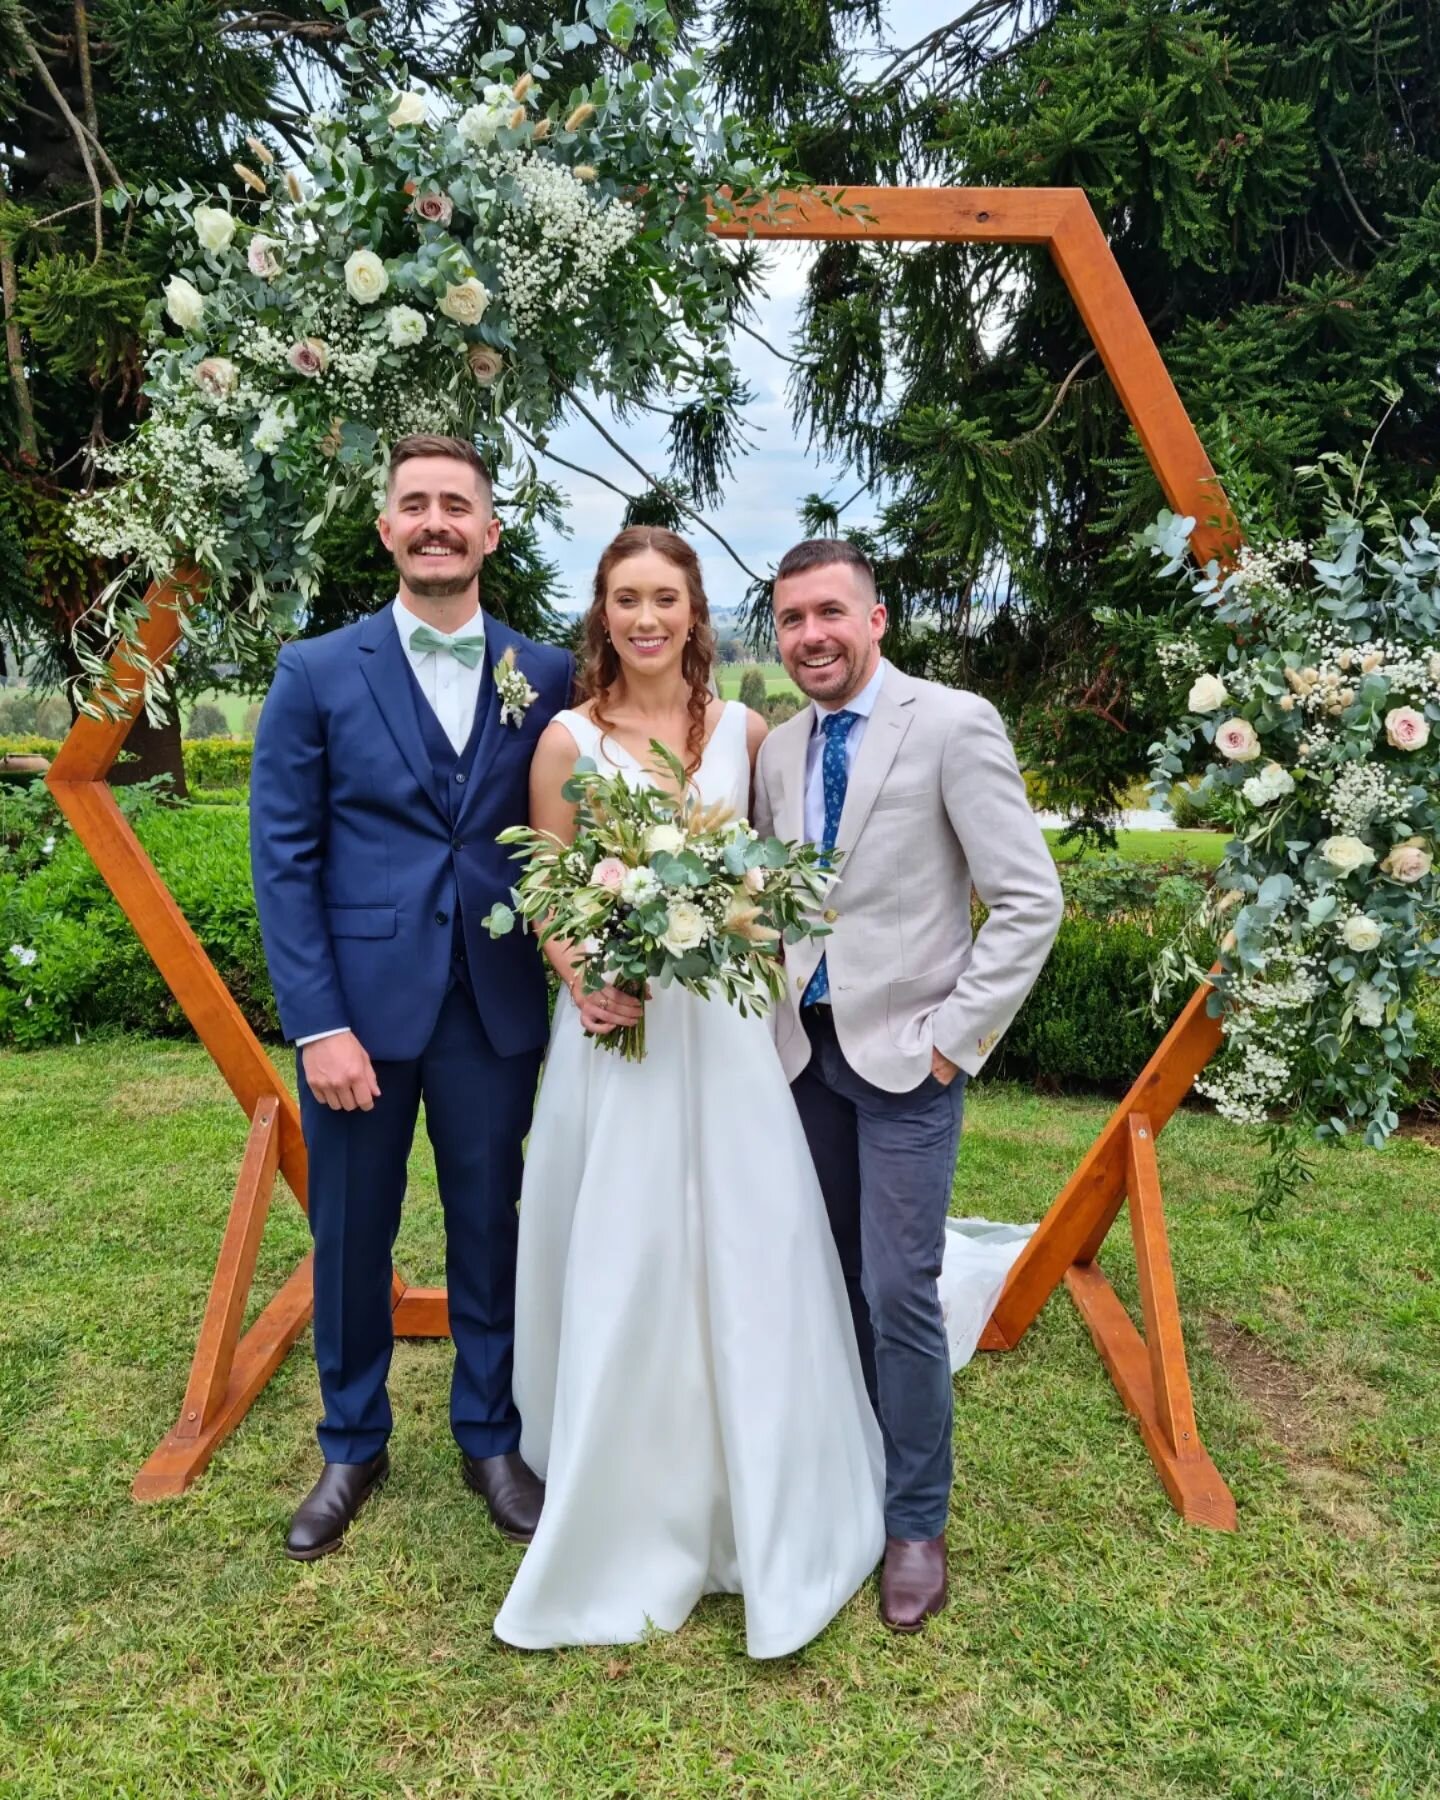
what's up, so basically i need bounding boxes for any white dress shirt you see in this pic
[802,658,887,844]
[296,597,487,1047]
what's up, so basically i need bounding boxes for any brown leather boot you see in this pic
[879,1534,948,1632]
[285,1450,389,1561]
[461,1451,545,1543]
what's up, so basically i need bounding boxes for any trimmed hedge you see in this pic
[0,735,256,790]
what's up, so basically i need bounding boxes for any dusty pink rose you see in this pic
[1379,838,1433,884]
[411,190,454,226]
[743,865,766,895]
[589,858,626,892]
[192,356,237,398]
[1384,705,1430,751]
[286,337,329,377]
[1215,717,1261,762]
[247,235,282,279]
[467,346,504,386]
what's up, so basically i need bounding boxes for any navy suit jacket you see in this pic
[250,605,574,1062]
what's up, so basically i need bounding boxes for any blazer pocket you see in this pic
[871,787,929,810]
[887,959,963,1047]
[325,905,397,939]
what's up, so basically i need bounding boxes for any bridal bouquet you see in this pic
[482,743,836,1059]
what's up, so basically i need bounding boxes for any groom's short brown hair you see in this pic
[387,434,493,500]
[774,537,877,599]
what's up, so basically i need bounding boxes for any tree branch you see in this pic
[18,25,105,257]
[736,317,802,366]
[0,181,39,462]
[1323,143,1388,246]
[73,0,99,141]
[564,391,763,582]
[511,422,639,507]
[1009,345,1098,445]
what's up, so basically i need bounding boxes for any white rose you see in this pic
[344,247,389,304]
[1341,915,1383,953]
[1215,717,1261,762]
[1320,835,1377,876]
[193,205,236,255]
[660,900,709,957]
[1241,762,1295,807]
[386,305,428,348]
[645,822,686,856]
[457,101,508,147]
[1384,706,1431,751]
[247,235,282,280]
[1380,838,1433,884]
[387,90,428,129]
[439,277,491,325]
[1352,981,1386,1029]
[163,275,205,332]
[1188,673,1228,713]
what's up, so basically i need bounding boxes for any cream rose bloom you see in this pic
[163,275,205,331]
[645,822,686,856]
[1320,835,1377,875]
[1187,672,1229,713]
[661,900,709,957]
[1384,706,1431,751]
[193,206,236,255]
[386,305,427,348]
[1380,837,1433,884]
[1216,717,1261,762]
[343,247,389,304]
[439,277,491,325]
[387,90,428,128]
[1242,762,1294,807]
[457,100,508,147]
[247,235,282,280]
[1341,914,1383,953]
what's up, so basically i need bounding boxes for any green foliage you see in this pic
[181,736,252,788]
[737,664,768,711]
[183,701,228,740]
[0,688,69,736]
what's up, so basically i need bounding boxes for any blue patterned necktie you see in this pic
[409,622,486,668]
[802,708,859,1007]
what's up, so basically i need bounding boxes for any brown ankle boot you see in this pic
[879,1534,947,1632]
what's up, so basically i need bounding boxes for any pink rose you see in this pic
[1384,706,1430,751]
[1215,717,1261,762]
[1379,838,1433,884]
[286,337,329,377]
[589,858,626,892]
[411,190,454,226]
[247,235,282,279]
[467,346,504,386]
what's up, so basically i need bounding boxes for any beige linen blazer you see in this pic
[753,661,1064,1091]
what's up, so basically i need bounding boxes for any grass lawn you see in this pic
[716,661,799,701]
[1,1047,1436,1798]
[1046,827,1228,866]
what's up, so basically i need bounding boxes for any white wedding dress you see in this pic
[493,702,886,1659]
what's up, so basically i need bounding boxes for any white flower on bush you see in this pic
[1188,673,1228,713]
[439,277,491,325]
[247,235,282,280]
[457,98,509,147]
[163,276,205,331]
[645,822,686,856]
[1341,914,1383,953]
[286,337,329,377]
[344,248,389,304]
[661,900,709,957]
[1216,717,1261,762]
[387,90,428,129]
[1352,981,1386,1029]
[1241,762,1295,807]
[41,835,55,856]
[1320,834,1377,875]
[620,865,660,905]
[1380,837,1433,884]
[386,305,427,348]
[193,356,237,398]
[193,206,236,255]
[251,403,294,453]
[1384,706,1431,751]
[8,944,36,967]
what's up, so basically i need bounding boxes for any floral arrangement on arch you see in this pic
[1143,462,1440,1158]
[71,0,789,696]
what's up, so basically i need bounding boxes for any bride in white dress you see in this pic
[493,527,885,1659]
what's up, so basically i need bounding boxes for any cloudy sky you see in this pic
[529,1,963,615]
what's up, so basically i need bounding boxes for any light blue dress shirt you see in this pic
[802,658,887,845]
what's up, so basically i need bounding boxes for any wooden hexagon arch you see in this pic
[49,187,1236,1528]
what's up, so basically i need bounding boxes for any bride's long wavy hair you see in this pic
[580,526,717,777]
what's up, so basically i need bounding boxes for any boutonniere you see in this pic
[495,645,539,728]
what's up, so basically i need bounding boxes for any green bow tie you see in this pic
[409,623,486,668]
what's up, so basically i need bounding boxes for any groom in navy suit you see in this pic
[251,434,573,1560]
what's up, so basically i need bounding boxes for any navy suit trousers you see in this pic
[299,983,542,1464]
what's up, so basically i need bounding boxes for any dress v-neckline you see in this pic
[578,702,732,786]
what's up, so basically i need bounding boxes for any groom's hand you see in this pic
[302,1031,382,1112]
[931,1047,962,1088]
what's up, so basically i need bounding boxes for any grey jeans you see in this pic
[792,1005,966,1541]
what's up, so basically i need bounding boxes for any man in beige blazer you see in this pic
[753,538,1063,1632]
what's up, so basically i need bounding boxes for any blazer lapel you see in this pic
[834,668,916,857]
[357,607,448,823]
